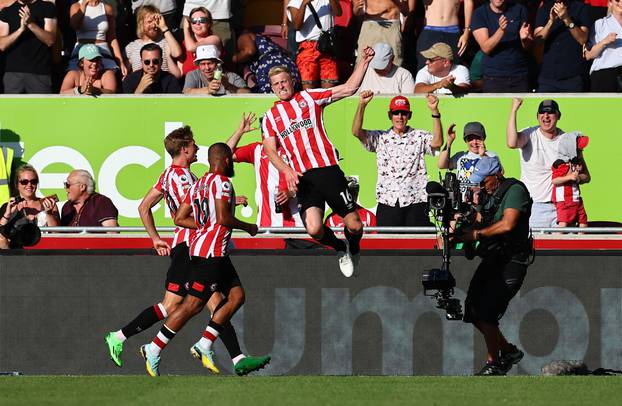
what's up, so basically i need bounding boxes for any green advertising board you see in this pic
[0,95,617,225]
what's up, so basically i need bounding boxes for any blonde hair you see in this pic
[268,65,291,79]
[136,5,161,39]
[13,165,39,196]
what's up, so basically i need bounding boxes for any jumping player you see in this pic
[260,46,376,277]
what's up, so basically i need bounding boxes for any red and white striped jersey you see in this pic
[153,165,198,247]
[325,206,377,229]
[261,89,339,174]
[183,173,235,258]
[552,162,581,203]
[234,142,303,227]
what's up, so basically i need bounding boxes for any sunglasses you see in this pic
[427,57,444,63]
[19,178,38,186]
[465,135,483,142]
[143,58,160,66]
[191,17,209,24]
[390,110,410,117]
[64,181,82,189]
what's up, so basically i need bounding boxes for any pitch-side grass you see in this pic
[1,376,621,406]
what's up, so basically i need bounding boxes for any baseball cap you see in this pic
[470,156,502,184]
[538,99,560,114]
[420,42,453,61]
[370,43,394,70]
[78,44,102,61]
[388,95,411,112]
[463,122,486,140]
[194,44,222,65]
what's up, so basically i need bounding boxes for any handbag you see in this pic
[307,3,338,56]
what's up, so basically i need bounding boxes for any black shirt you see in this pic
[122,70,182,94]
[535,0,591,79]
[0,0,56,74]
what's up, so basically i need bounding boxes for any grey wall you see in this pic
[1,251,621,376]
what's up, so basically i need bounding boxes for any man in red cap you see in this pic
[352,91,444,226]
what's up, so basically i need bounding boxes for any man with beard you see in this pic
[352,91,443,227]
[457,156,532,375]
[140,143,270,377]
[506,98,590,228]
[122,43,181,94]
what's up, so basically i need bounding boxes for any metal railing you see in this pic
[38,226,622,235]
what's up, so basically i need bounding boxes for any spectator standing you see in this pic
[352,91,443,227]
[534,0,591,92]
[125,5,182,79]
[288,0,342,89]
[68,0,128,77]
[552,135,590,229]
[233,30,301,93]
[0,0,57,94]
[416,0,474,70]
[359,42,415,94]
[123,43,181,93]
[60,44,117,95]
[471,0,533,92]
[415,42,471,94]
[183,44,249,95]
[585,1,622,92]
[61,169,119,228]
[353,0,415,67]
[282,0,299,56]
[438,121,497,190]
[507,98,590,228]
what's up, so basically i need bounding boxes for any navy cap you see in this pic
[463,121,486,140]
[538,99,560,114]
[470,156,502,184]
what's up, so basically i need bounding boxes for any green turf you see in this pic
[1,376,620,406]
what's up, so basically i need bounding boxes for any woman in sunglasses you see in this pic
[179,7,222,75]
[0,165,59,249]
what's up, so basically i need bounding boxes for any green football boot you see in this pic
[104,332,123,367]
[234,355,271,376]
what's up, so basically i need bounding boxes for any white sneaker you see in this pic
[337,242,354,277]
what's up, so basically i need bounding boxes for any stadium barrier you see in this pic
[1,245,621,376]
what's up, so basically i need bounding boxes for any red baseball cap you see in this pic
[389,96,411,112]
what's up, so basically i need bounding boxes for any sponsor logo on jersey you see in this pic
[278,118,313,140]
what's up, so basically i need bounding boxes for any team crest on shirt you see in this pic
[299,100,307,108]
[209,283,218,292]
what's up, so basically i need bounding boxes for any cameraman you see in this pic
[457,156,532,376]
[0,165,59,249]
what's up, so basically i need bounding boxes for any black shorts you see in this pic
[164,243,192,296]
[298,165,356,218]
[187,256,242,301]
[463,257,527,326]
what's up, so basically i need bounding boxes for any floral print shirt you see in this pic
[362,126,436,206]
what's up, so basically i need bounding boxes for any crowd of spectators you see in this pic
[1,0,620,95]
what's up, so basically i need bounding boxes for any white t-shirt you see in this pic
[288,0,333,42]
[415,64,471,94]
[359,65,415,94]
[183,0,231,18]
[516,126,567,203]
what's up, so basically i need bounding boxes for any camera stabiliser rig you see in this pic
[421,172,465,321]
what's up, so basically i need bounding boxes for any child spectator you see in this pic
[551,135,590,229]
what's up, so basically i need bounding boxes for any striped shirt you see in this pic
[183,173,235,258]
[234,142,302,227]
[153,165,198,248]
[552,162,581,203]
[261,89,339,174]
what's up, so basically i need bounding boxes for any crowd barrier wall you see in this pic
[1,250,620,375]
[0,95,618,225]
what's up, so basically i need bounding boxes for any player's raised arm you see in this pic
[330,46,375,101]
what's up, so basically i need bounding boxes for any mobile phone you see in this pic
[46,194,59,203]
